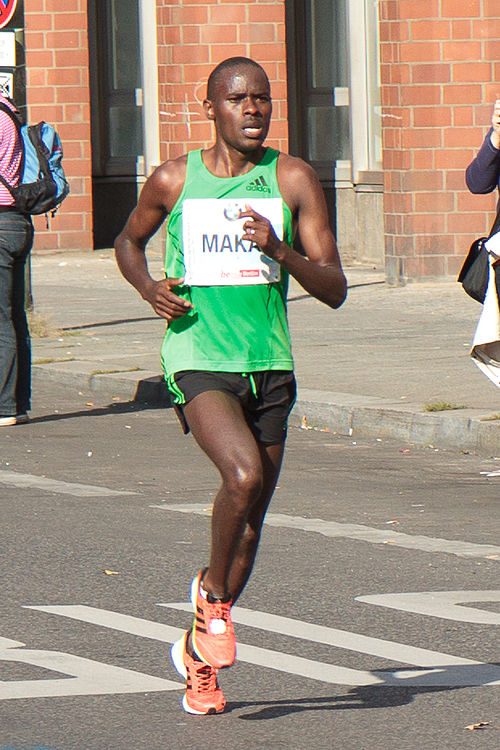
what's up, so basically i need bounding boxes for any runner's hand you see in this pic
[143,277,193,321]
[239,206,285,261]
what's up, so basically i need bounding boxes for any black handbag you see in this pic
[458,205,500,303]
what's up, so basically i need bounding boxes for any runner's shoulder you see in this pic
[147,154,189,212]
[276,152,321,208]
[150,154,188,191]
[277,151,318,181]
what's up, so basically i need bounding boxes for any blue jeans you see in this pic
[0,211,34,416]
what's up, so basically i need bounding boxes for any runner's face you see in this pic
[206,67,272,152]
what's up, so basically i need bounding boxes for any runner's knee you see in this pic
[222,462,263,506]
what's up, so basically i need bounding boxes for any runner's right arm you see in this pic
[114,161,193,321]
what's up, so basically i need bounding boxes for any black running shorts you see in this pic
[167,370,297,445]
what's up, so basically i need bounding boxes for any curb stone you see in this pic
[291,389,500,455]
[32,365,500,456]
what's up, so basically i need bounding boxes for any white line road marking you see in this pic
[151,503,500,560]
[356,591,500,625]
[159,602,481,666]
[0,635,180,700]
[25,604,186,641]
[160,602,500,687]
[26,604,500,687]
[0,470,136,497]
[25,605,377,687]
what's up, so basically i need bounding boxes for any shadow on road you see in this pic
[24,400,167,425]
[231,663,500,720]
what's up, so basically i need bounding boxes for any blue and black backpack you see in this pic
[0,101,69,218]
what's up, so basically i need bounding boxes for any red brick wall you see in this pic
[23,0,287,254]
[379,1,500,279]
[24,0,92,254]
[156,0,289,162]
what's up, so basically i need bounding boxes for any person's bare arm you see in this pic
[114,160,193,321]
[239,155,347,309]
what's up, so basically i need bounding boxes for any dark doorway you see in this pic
[285,0,350,239]
[87,0,144,249]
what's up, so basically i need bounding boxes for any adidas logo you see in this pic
[246,175,271,193]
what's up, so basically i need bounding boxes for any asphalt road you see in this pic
[0,381,499,750]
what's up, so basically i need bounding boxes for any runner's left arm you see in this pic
[239,157,347,309]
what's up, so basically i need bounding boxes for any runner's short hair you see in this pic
[206,57,269,100]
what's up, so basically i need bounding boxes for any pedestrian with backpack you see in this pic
[0,92,69,427]
[0,93,34,427]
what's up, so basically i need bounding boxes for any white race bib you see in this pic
[182,198,283,286]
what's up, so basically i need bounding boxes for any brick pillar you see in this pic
[156,0,288,161]
[24,0,93,253]
[380,0,500,281]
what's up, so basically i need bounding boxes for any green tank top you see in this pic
[160,147,294,379]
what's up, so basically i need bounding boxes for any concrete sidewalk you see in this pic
[29,249,500,456]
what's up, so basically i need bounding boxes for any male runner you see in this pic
[114,57,347,715]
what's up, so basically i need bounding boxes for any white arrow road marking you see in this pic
[26,604,500,688]
[152,504,500,560]
[0,470,137,497]
[0,635,180,700]
[356,591,500,625]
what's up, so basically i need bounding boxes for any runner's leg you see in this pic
[183,389,264,600]
[228,441,284,603]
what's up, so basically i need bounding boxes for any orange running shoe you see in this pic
[171,631,226,715]
[190,569,236,669]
